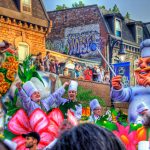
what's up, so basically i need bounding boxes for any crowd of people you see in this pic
[33,51,110,84]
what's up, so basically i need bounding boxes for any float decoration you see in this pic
[18,55,44,85]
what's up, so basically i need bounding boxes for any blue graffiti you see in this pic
[66,31,104,57]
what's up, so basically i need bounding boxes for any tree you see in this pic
[112,4,120,13]
[125,12,130,19]
[72,1,84,8]
[56,4,68,10]
[99,5,106,9]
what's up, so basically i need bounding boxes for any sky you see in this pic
[43,0,150,23]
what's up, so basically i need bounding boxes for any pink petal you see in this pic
[116,123,127,135]
[67,109,78,126]
[29,108,49,132]
[125,125,130,133]
[47,108,64,127]
[127,143,136,150]
[8,109,32,135]
[128,131,138,144]
[39,131,55,146]
[48,119,60,137]
[12,136,27,150]
[113,131,121,138]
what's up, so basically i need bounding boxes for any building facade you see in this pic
[47,5,108,67]
[0,0,51,62]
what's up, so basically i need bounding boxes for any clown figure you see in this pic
[111,39,150,123]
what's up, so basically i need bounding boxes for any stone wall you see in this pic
[0,17,47,55]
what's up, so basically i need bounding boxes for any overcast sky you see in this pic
[43,0,150,23]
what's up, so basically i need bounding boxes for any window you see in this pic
[115,19,122,37]
[136,26,143,44]
[22,0,31,14]
[18,42,29,63]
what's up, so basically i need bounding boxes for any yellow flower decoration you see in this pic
[7,56,16,62]
[6,69,16,81]
[0,82,10,94]
[0,73,5,82]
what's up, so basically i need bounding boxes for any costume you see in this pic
[88,99,101,123]
[19,81,65,115]
[111,39,150,123]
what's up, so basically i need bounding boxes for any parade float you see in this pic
[0,40,149,150]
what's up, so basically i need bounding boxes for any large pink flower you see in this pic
[113,123,138,150]
[8,108,64,150]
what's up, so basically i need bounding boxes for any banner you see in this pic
[113,62,130,87]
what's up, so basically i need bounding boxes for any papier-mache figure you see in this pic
[111,39,150,123]
[16,81,69,115]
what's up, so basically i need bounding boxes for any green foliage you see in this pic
[18,55,44,86]
[4,129,16,140]
[130,123,142,131]
[96,119,117,131]
[99,5,105,9]
[63,86,106,107]
[112,4,120,13]
[72,1,85,8]
[58,101,79,118]
[125,12,130,19]
[56,4,68,10]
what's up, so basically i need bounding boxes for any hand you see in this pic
[16,82,22,90]
[111,75,122,90]
[63,81,70,88]
[49,74,56,82]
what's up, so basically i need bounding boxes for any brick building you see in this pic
[0,0,51,62]
[47,5,108,67]
[47,5,150,85]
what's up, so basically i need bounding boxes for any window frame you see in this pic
[136,26,143,44]
[20,0,32,15]
[115,18,122,38]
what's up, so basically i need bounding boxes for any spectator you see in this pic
[104,71,110,84]
[50,59,56,74]
[97,66,104,83]
[75,64,80,78]
[22,132,40,150]
[92,66,98,82]
[84,66,93,81]
[63,67,70,77]
[55,59,60,75]
[51,123,126,150]
[43,51,51,72]
[33,52,44,71]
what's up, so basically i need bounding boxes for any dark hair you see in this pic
[0,140,11,150]
[46,51,50,55]
[51,123,126,150]
[143,112,150,127]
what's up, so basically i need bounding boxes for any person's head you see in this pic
[134,39,150,86]
[51,123,126,150]
[22,132,40,149]
[68,80,78,101]
[86,66,90,70]
[23,81,41,102]
[143,111,150,127]
[46,51,50,57]
[90,99,102,116]
[137,102,149,116]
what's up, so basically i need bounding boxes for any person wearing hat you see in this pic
[111,39,150,123]
[55,80,82,120]
[16,80,69,115]
[88,99,102,123]
[22,132,40,150]
[135,102,149,124]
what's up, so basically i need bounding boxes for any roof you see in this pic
[0,0,49,27]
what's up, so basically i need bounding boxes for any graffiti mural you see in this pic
[64,24,105,58]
